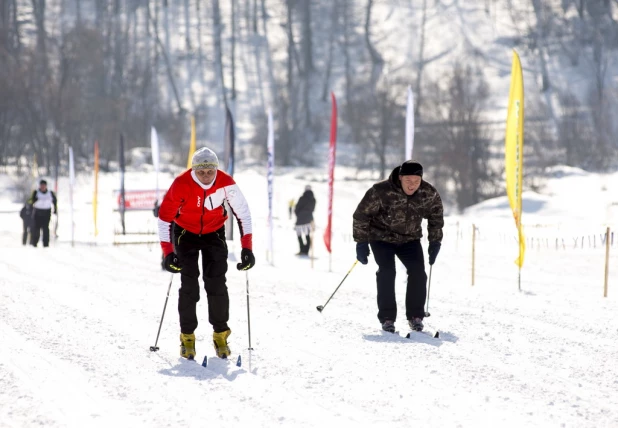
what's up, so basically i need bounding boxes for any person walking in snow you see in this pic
[352,160,444,333]
[294,185,316,256]
[28,179,58,248]
[157,147,255,360]
[19,202,33,245]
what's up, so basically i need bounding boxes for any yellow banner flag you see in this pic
[505,50,525,268]
[187,115,196,169]
[93,141,99,237]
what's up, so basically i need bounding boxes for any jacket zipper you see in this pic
[405,198,412,230]
[200,190,205,236]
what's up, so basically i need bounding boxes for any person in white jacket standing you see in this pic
[27,179,57,247]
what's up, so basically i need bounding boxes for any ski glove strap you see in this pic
[356,242,370,265]
[164,253,182,273]
[428,241,441,265]
[237,248,255,271]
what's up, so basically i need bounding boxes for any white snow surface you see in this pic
[1,166,617,428]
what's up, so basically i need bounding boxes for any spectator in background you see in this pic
[288,199,295,220]
[28,180,57,248]
[19,202,33,245]
[294,185,316,256]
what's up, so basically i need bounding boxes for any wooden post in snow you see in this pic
[604,227,610,298]
[472,224,476,286]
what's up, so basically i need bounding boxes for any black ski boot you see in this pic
[381,320,396,333]
[408,318,424,332]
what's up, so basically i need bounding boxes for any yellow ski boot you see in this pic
[212,329,231,359]
[180,333,196,360]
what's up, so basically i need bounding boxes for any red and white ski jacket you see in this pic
[158,169,252,256]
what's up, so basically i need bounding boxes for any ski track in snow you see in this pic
[2,167,618,427]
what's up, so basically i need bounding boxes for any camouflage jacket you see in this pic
[353,166,444,244]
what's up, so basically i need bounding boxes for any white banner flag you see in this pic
[69,146,75,246]
[151,127,160,203]
[405,86,415,160]
[267,109,274,261]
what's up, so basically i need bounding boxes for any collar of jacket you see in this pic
[190,169,218,190]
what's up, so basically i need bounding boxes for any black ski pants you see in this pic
[370,239,427,323]
[30,209,51,247]
[297,234,311,254]
[22,219,31,245]
[174,224,230,334]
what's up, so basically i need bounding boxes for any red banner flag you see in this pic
[324,92,337,253]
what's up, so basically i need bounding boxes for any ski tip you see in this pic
[236,355,242,367]
[434,331,440,338]
[201,356,208,367]
[405,333,411,339]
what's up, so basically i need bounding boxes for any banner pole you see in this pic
[471,224,476,286]
[604,227,610,298]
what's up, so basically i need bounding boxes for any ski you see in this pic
[201,355,242,368]
[380,329,440,339]
[405,330,440,339]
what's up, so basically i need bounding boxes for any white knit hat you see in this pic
[191,147,219,170]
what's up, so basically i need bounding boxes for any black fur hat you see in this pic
[399,160,423,177]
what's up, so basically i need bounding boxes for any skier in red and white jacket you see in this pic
[158,147,255,360]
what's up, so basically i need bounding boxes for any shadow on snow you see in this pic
[158,357,246,381]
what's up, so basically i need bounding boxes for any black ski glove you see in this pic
[356,242,370,265]
[164,252,182,273]
[428,241,441,265]
[237,248,255,271]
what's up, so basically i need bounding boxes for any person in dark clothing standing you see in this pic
[28,180,58,248]
[294,185,316,256]
[158,147,255,360]
[353,160,444,333]
[19,203,33,245]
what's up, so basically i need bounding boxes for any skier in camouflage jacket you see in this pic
[352,160,444,333]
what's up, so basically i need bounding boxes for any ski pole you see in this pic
[245,271,254,350]
[424,265,433,317]
[316,260,358,313]
[149,273,174,352]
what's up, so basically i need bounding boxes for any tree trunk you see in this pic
[321,0,338,101]
[414,0,427,117]
[231,0,237,100]
[183,0,195,110]
[530,0,559,139]
[212,0,228,106]
[260,0,278,111]
[183,0,191,50]
[253,0,258,33]
[364,0,384,87]
[147,6,185,114]
[300,0,313,72]
[195,1,206,88]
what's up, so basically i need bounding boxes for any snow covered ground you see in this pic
[1,165,617,427]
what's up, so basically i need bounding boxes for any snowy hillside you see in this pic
[1,165,617,427]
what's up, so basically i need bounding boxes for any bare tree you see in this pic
[414,0,427,116]
[212,0,227,106]
[363,0,384,88]
[231,0,237,100]
[421,64,497,211]
[321,0,338,101]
